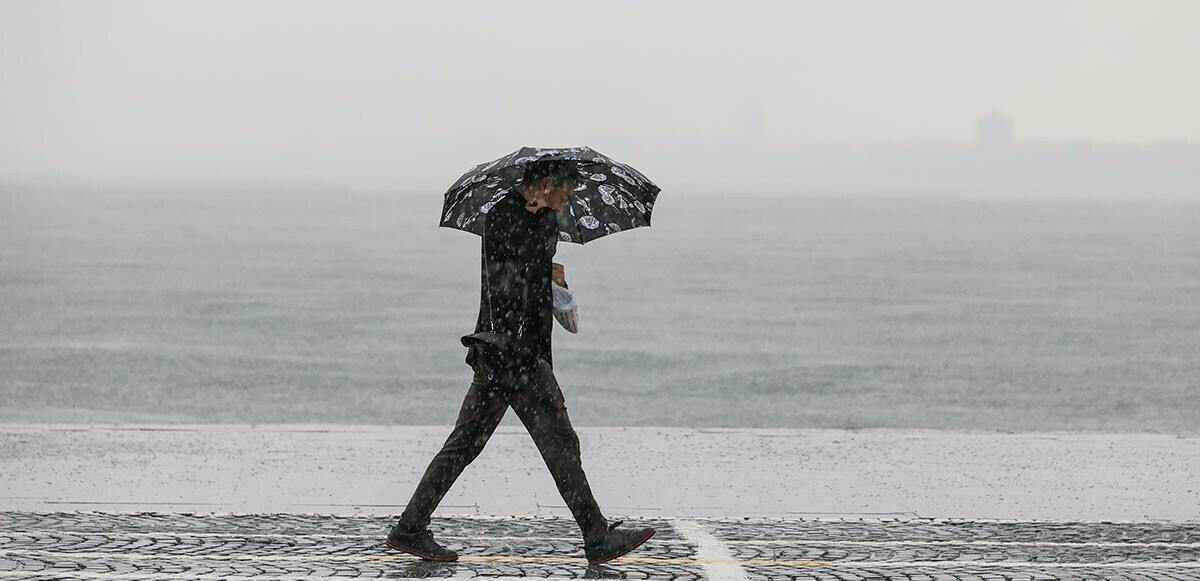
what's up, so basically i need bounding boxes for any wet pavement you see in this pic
[1,511,1198,580]
[3,425,1198,520]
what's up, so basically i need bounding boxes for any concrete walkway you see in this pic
[1,424,1197,520]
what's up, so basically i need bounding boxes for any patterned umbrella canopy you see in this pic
[439,146,661,244]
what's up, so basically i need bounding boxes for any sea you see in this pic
[2,186,1198,431]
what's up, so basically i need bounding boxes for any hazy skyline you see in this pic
[3,0,1199,192]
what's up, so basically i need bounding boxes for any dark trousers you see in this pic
[398,356,608,545]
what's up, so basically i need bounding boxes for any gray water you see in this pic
[3,186,1198,430]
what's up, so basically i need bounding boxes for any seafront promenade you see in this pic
[1,424,1197,579]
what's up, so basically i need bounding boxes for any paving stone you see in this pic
[0,512,1195,580]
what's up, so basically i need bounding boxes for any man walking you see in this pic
[386,159,655,566]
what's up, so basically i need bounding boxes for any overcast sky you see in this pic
[2,0,1198,191]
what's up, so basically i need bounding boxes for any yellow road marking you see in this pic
[368,555,830,566]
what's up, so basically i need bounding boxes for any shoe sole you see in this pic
[586,528,656,566]
[384,539,459,562]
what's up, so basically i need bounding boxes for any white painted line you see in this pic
[670,519,748,581]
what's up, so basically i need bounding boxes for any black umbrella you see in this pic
[439,146,661,244]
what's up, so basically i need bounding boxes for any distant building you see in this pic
[976,110,1013,151]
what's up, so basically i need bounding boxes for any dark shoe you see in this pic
[584,520,655,566]
[385,522,458,561]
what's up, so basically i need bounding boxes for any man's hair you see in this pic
[521,159,581,188]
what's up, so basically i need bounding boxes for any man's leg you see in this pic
[506,358,608,546]
[398,365,508,531]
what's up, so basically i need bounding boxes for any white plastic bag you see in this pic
[551,281,578,333]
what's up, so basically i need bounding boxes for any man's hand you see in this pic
[552,262,566,287]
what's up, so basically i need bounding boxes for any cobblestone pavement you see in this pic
[0,511,1197,580]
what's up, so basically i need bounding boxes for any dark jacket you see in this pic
[461,189,559,375]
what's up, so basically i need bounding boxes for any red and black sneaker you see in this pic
[584,520,655,566]
[385,522,459,561]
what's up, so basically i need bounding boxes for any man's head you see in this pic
[518,159,580,213]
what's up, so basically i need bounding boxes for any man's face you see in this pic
[545,178,575,213]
